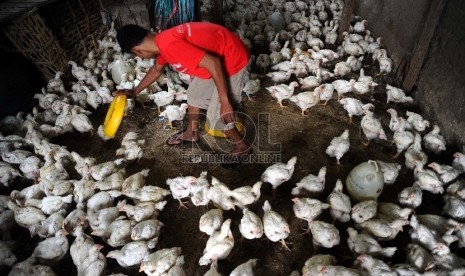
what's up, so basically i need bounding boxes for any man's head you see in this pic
[116,25,155,58]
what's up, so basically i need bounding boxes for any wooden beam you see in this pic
[402,0,447,92]
[337,0,355,44]
[214,0,223,26]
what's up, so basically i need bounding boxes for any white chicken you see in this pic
[377,202,412,221]
[428,162,461,184]
[209,177,235,211]
[292,197,329,223]
[262,200,291,250]
[106,241,149,268]
[140,247,184,275]
[148,89,176,113]
[239,208,264,240]
[90,158,126,181]
[398,185,423,209]
[443,195,465,221]
[406,110,430,132]
[230,259,259,276]
[361,111,388,146]
[332,79,356,100]
[298,69,321,89]
[327,179,352,222]
[292,166,326,195]
[351,200,377,224]
[0,162,21,187]
[333,61,351,77]
[199,219,234,266]
[47,71,65,94]
[289,90,320,117]
[159,103,188,129]
[117,132,145,162]
[131,219,164,248]
[199,209,223,236]
[423,125,446,154]
[406,243,435,272]
[314,83,334,106]
[378,54,393,75]
[392,117,415,158]
[242,79,261,100]
[266,71,292,84]
[410,214,451,255]
[339,97,374,125]
[325,129,350,165]
[266,81,299,108]
[357,255,397,275]
[271,57,298,71]
[118,200,165,222]
[405,133,428,170]
[68,61,91,81]
[261,156,297,196]
[453,152,465,172]
[31,229,69,263]
[70,108,93,134]
[230,181,262,209]
[413,161,444,194]
[359,218,408,241]
[386,84,413,105]
[309,220,340,249]
[376,160,402,185]
[347,227,396,257]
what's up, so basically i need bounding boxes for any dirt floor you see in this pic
[2,56,463,276]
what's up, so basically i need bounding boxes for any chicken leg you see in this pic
[178,199,189,209]
[280,239,291,251]
[362,140,371,147]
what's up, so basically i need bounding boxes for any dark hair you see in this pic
[116,24,149,53]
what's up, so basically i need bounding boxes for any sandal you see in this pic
[165,132,199,146]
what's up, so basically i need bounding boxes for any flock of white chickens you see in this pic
[1,0,465,275]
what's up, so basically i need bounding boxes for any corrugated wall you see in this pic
[414,0,465,147]
[355,0,465,147]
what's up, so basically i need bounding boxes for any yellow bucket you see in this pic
[103,95,127,138]
[204,119,245,138]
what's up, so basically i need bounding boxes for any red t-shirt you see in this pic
[155,22,249,79]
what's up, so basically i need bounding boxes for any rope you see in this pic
[152,0,195,30]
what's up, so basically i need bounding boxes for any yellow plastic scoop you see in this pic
[103,95,127,138]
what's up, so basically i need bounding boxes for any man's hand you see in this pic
[112,89,137,98]
[220,101,236,124]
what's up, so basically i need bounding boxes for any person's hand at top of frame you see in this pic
[112,89,137,99]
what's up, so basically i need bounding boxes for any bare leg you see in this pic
[223,126,249,155]
[178,105,200,141]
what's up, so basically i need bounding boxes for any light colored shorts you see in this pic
[187,65,249,131]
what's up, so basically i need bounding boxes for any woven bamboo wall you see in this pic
[42,0,107,65]
[3,8,68,81]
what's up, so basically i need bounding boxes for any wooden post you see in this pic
[402,0,447,92]
[214,0,223,25]
[338,0,355,44]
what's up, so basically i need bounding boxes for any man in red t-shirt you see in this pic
[115,22,251,167]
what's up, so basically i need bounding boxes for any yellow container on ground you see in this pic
[204,120,244,138]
